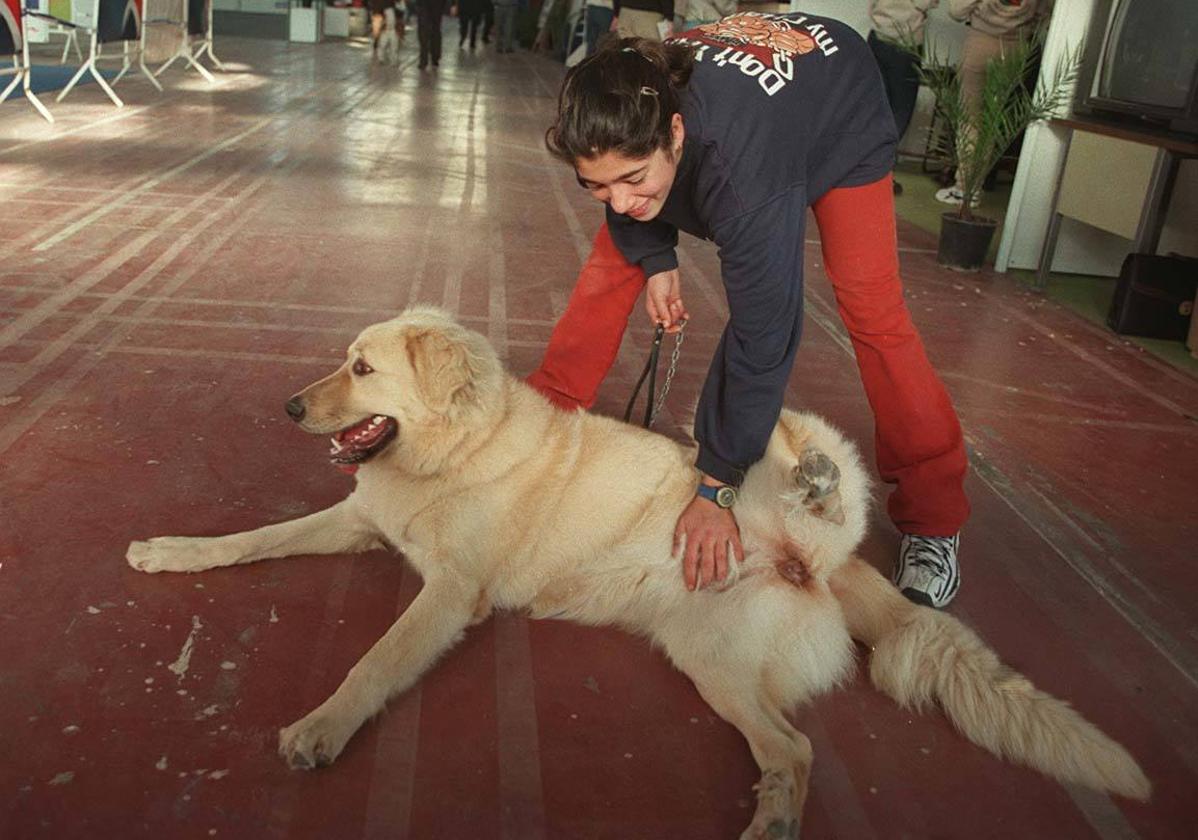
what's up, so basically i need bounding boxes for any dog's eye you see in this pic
[352,359,374,376]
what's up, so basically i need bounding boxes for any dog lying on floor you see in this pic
[127,306,1149,838]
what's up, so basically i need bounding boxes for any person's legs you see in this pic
[429,1,443,63]
[946,28,1006,198]
[380,8,399,58]
[584,5,611,55]
[371,12,384,58]
[417,4,431,66]
[493,5,507,50]
[868,31,921,195]
[500,5,517,51]
[811,174,969,540]
[526,223,646,410]
[468,12,481,48]
[867,31,921,141]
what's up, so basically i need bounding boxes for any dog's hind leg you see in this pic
[126,499,382,574]
[790,449,844,526]
[685,669,810,839]
[279,569,478,769]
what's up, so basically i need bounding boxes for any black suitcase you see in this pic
[1107,253,1198,341]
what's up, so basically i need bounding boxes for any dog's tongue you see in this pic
[335,463,359,475]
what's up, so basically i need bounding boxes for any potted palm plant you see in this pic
[910,27,1077,271]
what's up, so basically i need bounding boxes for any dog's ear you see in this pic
[405,328,472,413]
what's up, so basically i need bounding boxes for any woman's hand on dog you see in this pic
[675,494,744,591]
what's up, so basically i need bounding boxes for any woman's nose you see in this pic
[608,186,633,213]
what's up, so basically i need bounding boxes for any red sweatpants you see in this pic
[526,175,969,536]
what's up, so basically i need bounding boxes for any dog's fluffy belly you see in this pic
[525,550,857,707]
[653,574,857,705]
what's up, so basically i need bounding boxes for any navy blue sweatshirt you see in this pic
[606,11,896,486]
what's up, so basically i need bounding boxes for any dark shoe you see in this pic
[893,180,903,196]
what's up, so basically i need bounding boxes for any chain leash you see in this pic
[624,319,687,429]
[650,321,686,427]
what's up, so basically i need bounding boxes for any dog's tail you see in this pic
[829,556,1150,801]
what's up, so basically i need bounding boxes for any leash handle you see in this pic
[623,323,665,425]
[623,320,686,429]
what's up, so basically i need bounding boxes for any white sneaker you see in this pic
[894,534,960,608]
[934,187,979,208]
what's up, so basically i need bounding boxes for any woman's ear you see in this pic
[671,112,685,155]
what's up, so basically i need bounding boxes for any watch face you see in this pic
[715,486,737,508]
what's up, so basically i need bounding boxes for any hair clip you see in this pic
[639,86,658,97]
[622,46,657,65]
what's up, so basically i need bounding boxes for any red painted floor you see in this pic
[2,32,1197,840]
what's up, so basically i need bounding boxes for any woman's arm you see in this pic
[695,189,807,487]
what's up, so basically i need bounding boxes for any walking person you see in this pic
[493,0,520,52]
[937,0,1052,205]
[459,0,486,50]
[867,0,939,195]
[417,0,448,68]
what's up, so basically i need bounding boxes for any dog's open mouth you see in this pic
[328,415,398,466]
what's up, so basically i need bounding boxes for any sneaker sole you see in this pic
[900,587,936,608]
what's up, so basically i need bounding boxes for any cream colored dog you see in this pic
[127,307,1149,839]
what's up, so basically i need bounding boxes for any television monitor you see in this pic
[1074,0,1198,137]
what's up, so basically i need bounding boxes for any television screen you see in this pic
[1099,0,1198,111]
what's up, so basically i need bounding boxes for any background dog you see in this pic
[127,306,1149,839]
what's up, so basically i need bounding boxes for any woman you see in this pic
[528,13,970,607]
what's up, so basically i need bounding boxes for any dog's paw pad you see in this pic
[793,451,839,499]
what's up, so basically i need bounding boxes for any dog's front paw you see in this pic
[126,536,229,574]
[278,709,355,770]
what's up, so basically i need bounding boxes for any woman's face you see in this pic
[574,114,684,223]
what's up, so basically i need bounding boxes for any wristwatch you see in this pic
[697,482,737,509]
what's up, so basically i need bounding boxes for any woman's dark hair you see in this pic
[545,37,696,165]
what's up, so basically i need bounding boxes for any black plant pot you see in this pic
[937,212,998,272]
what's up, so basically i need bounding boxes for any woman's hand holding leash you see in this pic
[645,269,688,334]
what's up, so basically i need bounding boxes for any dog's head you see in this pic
[284,307,503,470]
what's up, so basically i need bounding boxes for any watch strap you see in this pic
[697,482,736,508]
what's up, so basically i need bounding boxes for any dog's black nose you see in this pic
[285,397,306,421]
